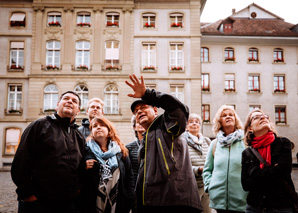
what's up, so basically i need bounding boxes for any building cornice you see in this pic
[0,33,32,37]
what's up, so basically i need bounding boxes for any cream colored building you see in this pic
[0,0,206,167]
[200,3,298,157]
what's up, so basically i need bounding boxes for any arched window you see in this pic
[77,12,91,27]
[44,84,58,111]
[142,13,155,28]
[106,12,119,27]
[104,84,119,114]
[46,40,60,69]
[47,12,61,26]
[248,48,259,62]
[74,85,88,110]
[201,47,209,62]
[5,128,21,155]
[170,13,183,28]
[273,48,284,62]
[76,41,90,70]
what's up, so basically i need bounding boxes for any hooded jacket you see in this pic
[136,89,202,210]
[11,113,85,206]
[78,118,90,140]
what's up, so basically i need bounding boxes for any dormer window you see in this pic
[224,23,232,33]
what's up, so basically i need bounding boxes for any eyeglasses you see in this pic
[250,114,269,122]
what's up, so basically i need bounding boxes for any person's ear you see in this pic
[153,106,158,115]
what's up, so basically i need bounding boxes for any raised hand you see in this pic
[125,74,146,98]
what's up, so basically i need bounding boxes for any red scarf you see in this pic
[251,131,275,169]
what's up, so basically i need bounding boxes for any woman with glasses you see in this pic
[241,109,295,213]
[202,105,248,213]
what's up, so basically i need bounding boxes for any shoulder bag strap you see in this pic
[249,147,269,167]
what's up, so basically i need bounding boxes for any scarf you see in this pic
[217,129,244,147]
[185,131,204,155]
[251,131,275,169]
[87,139,121,171]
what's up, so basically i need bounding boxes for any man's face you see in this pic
[56,93,80,121]
[134,103,157,130]
[87,102,103,120]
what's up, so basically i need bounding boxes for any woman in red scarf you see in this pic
[241,109,295,213]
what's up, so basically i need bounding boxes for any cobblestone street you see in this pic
[1,168,298,212]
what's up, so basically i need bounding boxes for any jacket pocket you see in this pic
[158,138,170,175]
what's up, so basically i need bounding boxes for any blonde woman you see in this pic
[241,109,295,212]
[202,105,248,213]
[184,113,211,213]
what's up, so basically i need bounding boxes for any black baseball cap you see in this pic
[130,100,152,113]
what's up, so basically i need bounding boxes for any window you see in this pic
[43,84,58,111]
[10,12,26,27]
[248,74,260,92]
[142,43,156,71]
[225,74,235,92]
[106,12,119,27]
[104,84,119,114]
[223,23,232,33]
[248,48,259,62]
[47,12,61,27]
[4,128,21,155]
[76,41,90,70]
[77,12,91,27]
[227,104,235,110]
[249,105,261,112]
[273,48,284,62]
[170,43,183,71]
[202,104,210,123]
[224,47,235,61]
[142,13,155,28]
[105,41,120,70]
[201,47,209,62]
[201,74,209,92]
[74,85,88,111]
[170,85,184,103]
[274,75,285,93]
[275,106,286,124]
[10,41,24,70]
[46,41,60,70]
[7,84,22,113]
[170,13,183,28]
[146,84,156,90]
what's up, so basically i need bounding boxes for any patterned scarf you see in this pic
[251,131,275,169]
[217,129,244,147]
[185,131,204,155]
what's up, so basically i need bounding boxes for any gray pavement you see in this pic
[1,168,298,212]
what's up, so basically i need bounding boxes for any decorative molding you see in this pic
[93,7,103,13]
[45,79,56,85]
[76,80,87,85]
[64,7,74,13]
[33,6,45,12]
[103,29,122,40]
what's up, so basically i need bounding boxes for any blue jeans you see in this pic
[18,200,77,213]
[246,204,293,213]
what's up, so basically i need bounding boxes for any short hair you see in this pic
[87,98,104,111]
[188,113,202,125]
[59,91,81,107]
[243,109,277,146]
[212,105,243,135]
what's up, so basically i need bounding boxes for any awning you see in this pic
[10,13,25,21]
[11,42,24,49]
[48,12,61,16]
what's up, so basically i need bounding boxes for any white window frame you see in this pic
[77,12,91,24]
[104,84,119,114]
[74,85,89,111]
[170,85,184,103]
[169,43,184,70]
[46,40,60,68]
[10,42,24,68]
[142,43,156,70]
[76,41,90,69]
[7,84,22,112]
[169,13,183,27]
[47,12,62,26]
[105,41,120,67]
[225,74,235,91]
[43,84,58,111]
[106,12,120,27]
[142,13,156,28]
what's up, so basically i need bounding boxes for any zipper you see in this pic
[158,138,170,175]
[226,146,231,210]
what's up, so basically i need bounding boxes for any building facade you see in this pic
[200,3,298,157]
[0,0,206,167]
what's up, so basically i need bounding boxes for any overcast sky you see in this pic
[200,0,298,24]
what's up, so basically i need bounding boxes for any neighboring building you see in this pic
[200,3,298,157]
[0,0,206,168]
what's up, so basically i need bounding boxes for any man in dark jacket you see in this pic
[125,75,202,213]
[78,97,104,139]
[11,91,85,213]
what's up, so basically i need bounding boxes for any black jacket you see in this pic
[241,136,295,209]
[11,113,85,205]
[126,139,140,187]
[79,146,134,213]
[78,118,90,140]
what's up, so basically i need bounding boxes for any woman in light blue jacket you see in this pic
[202,105,247,213]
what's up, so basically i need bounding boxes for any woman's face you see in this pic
[249,112,271,136]
[91,121,109,141]
[186,118,201,136]
[220,109,236,129]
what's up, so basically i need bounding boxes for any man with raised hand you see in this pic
[125,75,202,213]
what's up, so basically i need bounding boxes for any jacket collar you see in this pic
[48,112,78,128]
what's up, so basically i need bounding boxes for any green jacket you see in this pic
[202,138,248,211]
